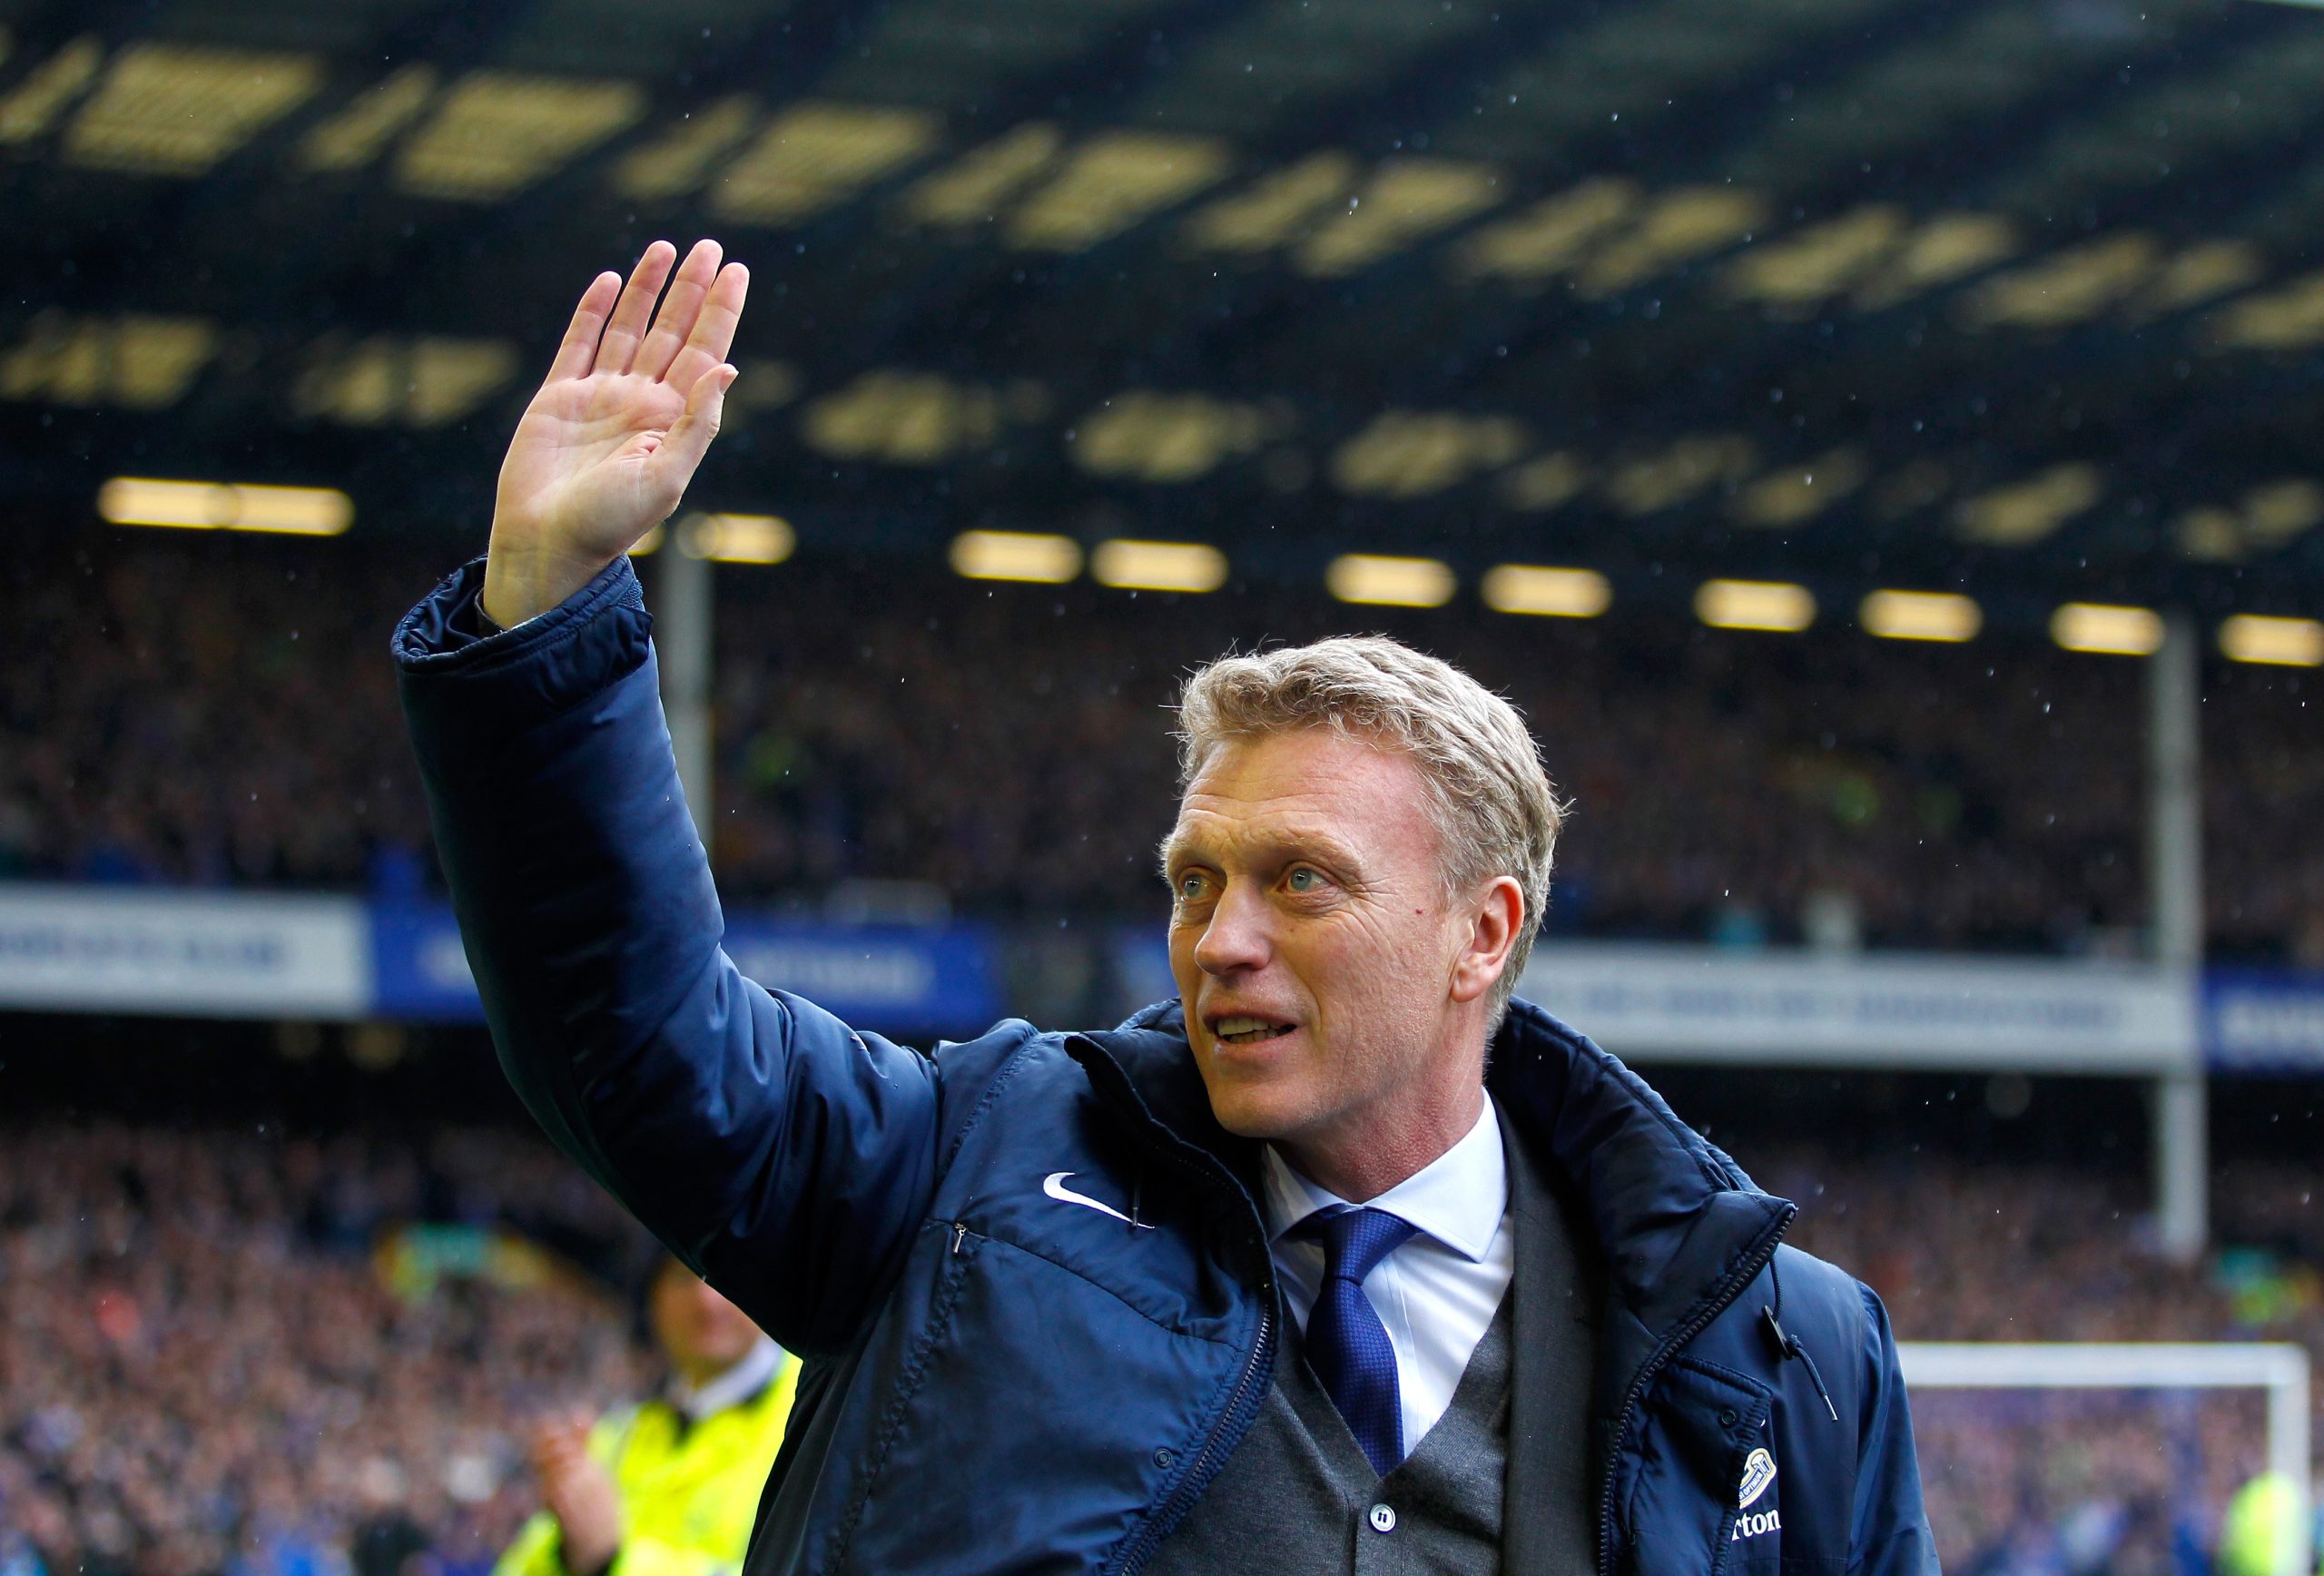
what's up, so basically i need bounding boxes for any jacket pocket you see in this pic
[830,1220,1247,1576]
[823,1217,979,1564]
[1620,1357,1775,1576]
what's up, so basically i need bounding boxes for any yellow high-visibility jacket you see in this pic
[494,1354,800,1576]
[2219,1473,2317,1576]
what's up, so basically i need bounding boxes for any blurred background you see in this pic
[6,0,2324,1571]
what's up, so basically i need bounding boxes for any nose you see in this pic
[1192,878,1274,978]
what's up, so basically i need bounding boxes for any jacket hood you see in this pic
[1074,995,1794,1345]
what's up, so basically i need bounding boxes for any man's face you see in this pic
[1163,729,1485,1176]
[648,1260,763,1381]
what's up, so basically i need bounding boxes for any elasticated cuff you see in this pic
[391,555,652,738]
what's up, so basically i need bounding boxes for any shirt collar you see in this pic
[666,1335,783,1423]
[1260,1093,1507,1264]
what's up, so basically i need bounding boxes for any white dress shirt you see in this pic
[1261,1096,1514,1460]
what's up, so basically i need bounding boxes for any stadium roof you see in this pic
[6,0,2324,621]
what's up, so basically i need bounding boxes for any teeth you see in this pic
[1214,1017,1292,1043]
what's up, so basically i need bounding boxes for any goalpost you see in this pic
[1900,1342,2312,1576]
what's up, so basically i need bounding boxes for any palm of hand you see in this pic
[497,372,694,565]
[481,239,749,626]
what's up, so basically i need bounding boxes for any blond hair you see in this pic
[1173,635,1565,1019]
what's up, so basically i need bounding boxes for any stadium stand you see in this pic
[2,1098,2315,1576]
[0,1120,651,1576]
[6,528,2319,960]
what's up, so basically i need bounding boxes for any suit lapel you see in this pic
[1500,1105,1607,1574]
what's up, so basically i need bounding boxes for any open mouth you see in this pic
[1210,1015,1296,1047]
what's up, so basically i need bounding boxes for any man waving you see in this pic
[395,239,1935,1575]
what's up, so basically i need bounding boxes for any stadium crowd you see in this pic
[0,1123,651,1576]
[1,1115,2316,1576]
[3,531,2319,961]
[1775,1145,2320,1576]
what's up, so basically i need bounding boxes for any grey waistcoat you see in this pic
[1145,1113,1600,1574]
[1147,1290,1512,1575]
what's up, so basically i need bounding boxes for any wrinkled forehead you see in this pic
[1160,796,1366,875]
[1177,713,1388,782]
[1161,729,1435,869]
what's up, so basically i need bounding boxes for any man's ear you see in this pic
[1449,876,1525,1004]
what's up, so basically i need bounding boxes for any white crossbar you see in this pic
[1899,1342,2310,1576]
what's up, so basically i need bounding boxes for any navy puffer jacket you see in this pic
[396,556,1938,1576]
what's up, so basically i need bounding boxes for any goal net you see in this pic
[1899,1343,2311,1576]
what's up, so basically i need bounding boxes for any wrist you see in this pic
[480,540,616,627]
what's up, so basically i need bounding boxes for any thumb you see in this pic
[646,364,737,502]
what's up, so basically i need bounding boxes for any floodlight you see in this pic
[2220,614,2324,667]
[99,478,351,536]
[1089,539,1227,593]
[2051,603,2164,655]
[396,73,643,202]
[1696,578,1815,632]
[713,103,940,225]
[1860,589,1982,643]
[1295,159,1502,278]
[1481,565,1610,618]
[1325,554,1456,608]
[65,44,322,176]
[679,513,794,565]
[298,65,438,175]
[1004,133,1230,251]
[950,530,1082,584]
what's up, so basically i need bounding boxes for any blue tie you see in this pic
[1300,1207,1419,1476]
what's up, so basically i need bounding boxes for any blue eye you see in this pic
[1177,872,1208,900]
[1286,867,1322,892]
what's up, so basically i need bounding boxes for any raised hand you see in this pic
[531,1413,623,1576]
[483,239,750,626]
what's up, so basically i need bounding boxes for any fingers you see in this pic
[544,271,622,384]
[645,362,739,504]
[529,1412,589,1460]
[663,261,750,395]
[594,241,678,377]
[634,240,723,382]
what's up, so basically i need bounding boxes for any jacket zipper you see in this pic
[1089,1116,1275,1576]
[1118,1297,1273,1571]
[1594,1203,1797,1576]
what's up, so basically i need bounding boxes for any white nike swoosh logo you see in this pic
[1043,1171,1154,1229]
